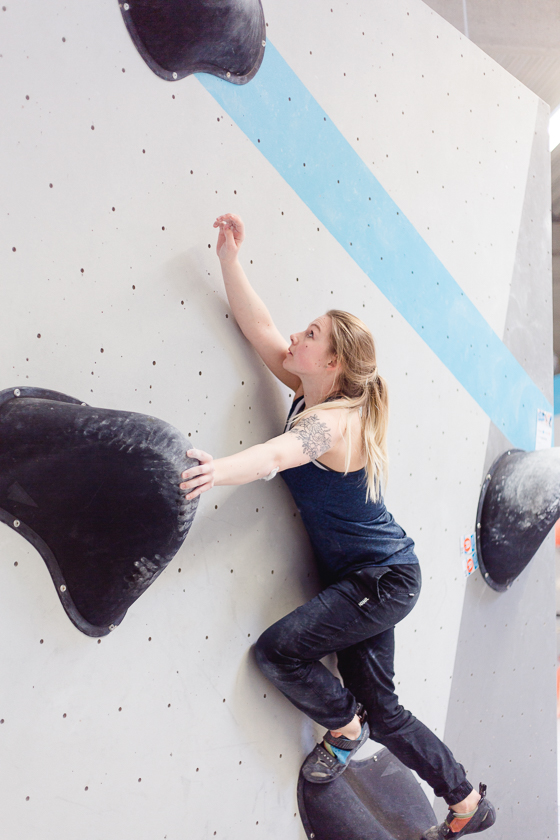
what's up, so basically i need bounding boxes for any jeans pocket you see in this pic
[354,565,421,618]
[351,566,391,605]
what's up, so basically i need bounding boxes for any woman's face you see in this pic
[284,315,337,377]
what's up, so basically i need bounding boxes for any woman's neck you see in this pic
[302,379,338,409]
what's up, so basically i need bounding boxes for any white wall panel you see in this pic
[267,0,539,337]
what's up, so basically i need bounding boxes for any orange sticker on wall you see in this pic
[461,533,479,578]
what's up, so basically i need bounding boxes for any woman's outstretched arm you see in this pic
[181,408,345,499]
[214,214,301,391]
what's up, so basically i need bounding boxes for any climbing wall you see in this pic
[0,1,555,838]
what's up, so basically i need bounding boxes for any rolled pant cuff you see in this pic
[444,781,474,807]
[317,702,359,732]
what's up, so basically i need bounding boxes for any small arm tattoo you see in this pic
[289,414,332,460]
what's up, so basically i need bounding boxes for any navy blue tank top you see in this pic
[281,396,418,584]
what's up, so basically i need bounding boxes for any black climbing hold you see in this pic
[0,387,198,636]
[298,748,436,840]
[476,448,560,592]
[119,0,266,84]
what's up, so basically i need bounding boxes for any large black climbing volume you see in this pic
[476,448,560,591]
[120,0,266,84]
[298,748,437,840]
[0,387,198,636]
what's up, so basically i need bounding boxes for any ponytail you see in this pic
[290,310,389,501]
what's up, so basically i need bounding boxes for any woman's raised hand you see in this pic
[213,214,245,262]
[181,449,215,500]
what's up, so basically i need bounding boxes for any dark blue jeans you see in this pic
[255,563,472,806]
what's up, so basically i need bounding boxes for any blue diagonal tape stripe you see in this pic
[197,42,551,451]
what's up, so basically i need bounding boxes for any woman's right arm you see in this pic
[214,214,301,391]
[182,407,346,499]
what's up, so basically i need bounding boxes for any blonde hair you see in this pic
[290,310,389,501]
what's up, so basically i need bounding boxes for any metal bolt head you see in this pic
[60,584,67,592]
[109,624,116,631]
[123,3,129,9]
[13,519,20,528]
[476,522,481,529]
[226,71,231,78]
[486,474,491,481]
[484,573,489,579]
[13,389,21,397]
[262,40,266,46]
[172,72,177,79]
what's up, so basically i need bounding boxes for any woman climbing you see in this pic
[180,214,496,840]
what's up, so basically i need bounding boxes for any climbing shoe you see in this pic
[301,705,369,784]
[421,784,496,839]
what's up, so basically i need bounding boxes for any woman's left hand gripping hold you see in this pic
[181,449,215,500]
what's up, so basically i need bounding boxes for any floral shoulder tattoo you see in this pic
[289,414,332,460]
